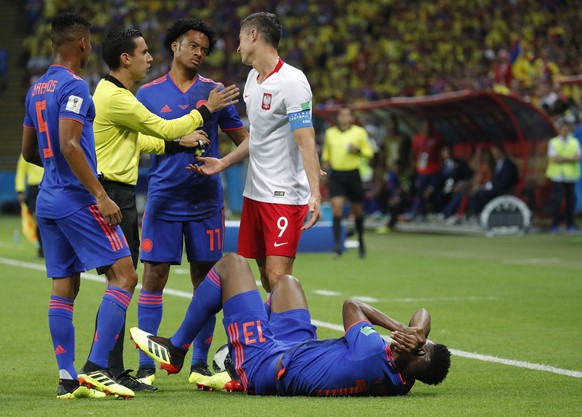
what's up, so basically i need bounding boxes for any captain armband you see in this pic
[288,110,313,131]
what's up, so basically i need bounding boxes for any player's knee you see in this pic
[272,274,300,292]
[217,253,250,284]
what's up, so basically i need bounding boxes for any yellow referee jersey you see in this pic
[15,154,43,191]
[93,77,206,185]
[321,125,373,171]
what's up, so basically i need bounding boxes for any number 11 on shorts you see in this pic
[206,228,222,251]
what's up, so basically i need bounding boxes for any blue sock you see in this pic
[137,289,163,369]
[264,293,272,318]
[191,305,216,367]
[49,295,77,380]
[171,268,222,349]
[88,286,132,369]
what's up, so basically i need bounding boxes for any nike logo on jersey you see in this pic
[161,104,172,113]
[273,242,288,247]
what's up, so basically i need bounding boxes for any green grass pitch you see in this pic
[0,215,580,416]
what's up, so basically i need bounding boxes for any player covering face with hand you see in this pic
[130,253,451,396]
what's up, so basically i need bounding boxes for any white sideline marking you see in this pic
[1,256,580,379]
[313,289,497,303]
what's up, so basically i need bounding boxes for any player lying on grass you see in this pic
[131,253,450,396]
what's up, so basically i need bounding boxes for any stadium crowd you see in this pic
[19,0,582,229]
[21,0,582,110]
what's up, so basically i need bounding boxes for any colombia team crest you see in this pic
[262,93,272,110]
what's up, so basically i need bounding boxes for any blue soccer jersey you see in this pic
[23,65,97,219]
[136,73,244,221]
[276,321,412,396]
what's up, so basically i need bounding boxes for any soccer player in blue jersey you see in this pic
[134,18,249,386]
[21,13,136,399]
[130,253,451,396]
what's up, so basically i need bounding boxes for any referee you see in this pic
[92,28,238,391]
[322,106,374,258]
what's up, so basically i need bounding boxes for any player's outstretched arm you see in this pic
[187,137,250,176]
[205,84,240,113]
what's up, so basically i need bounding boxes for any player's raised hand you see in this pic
[179,130,209,148]
[390,327,426,354]
[206,84,239,113]
[96,194,122,226]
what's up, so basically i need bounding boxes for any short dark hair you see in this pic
[163,18,217,56]
[50,13,90,47]
[240,12,281,48]
[418,343,451,386]
[102,28,143,70]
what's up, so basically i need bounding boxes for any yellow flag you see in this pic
[20,202,38,243]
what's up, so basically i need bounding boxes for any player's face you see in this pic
[79,30,92,69]
[128,36,153,82]
[173,30,210,73]
[237,28,252,66]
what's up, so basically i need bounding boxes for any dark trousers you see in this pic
[101,181,139,267]
[550,181,577,228]
[99,180,138,375]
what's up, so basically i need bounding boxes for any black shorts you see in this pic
[97,180,138,273]
[328,169,364,202]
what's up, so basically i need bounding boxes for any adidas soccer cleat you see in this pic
[116,369,158,392]
[129,327,187,374]
[188,364,212,384]
[195,371,244,392]
[135,367,156,386]
[56,379,106,399]
[77,369,134,399]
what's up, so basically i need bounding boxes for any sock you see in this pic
[49,295,77,380]
[137,289,163,369]
[264,293,272,318]
[355,216,364,247]
[332,216,342,251]
[87,286,132,369]
[191,315,216,368]
[171,267,222,349]
[108,319,126,376]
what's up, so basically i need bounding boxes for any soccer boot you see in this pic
[116,369,158,392]
[195,371,244,392]
[135,367,156,386]
[56,379,106,399]
[77,368,134,399]
[188,364,212,384]
[130,327,187,374]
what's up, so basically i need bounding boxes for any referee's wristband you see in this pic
[164,140,182,154]
[197,105,212,123]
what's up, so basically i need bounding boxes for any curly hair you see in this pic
[163,18,217,56]
[418,343,451,386]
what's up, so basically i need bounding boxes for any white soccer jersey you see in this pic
[243,59,313,205]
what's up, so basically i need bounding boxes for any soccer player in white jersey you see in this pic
[189,12,321,303]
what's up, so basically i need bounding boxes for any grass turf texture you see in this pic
[0,214,580,416]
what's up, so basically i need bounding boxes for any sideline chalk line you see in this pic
[1,256,580,379]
